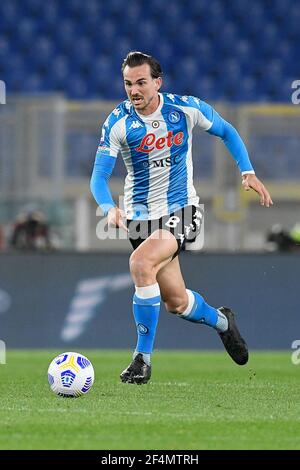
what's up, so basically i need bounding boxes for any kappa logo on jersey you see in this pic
[168,110,181,124]
[136,131,184,153]
[103,115,110,128]
[167,93,175,102]
[112,107,121,117]
[130,120,143,129]
[181,96,189,103]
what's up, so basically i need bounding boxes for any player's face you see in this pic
[123,64,162,115]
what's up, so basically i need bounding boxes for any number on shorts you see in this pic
[165,215,180,228]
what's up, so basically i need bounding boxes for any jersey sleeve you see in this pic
[184,95,215,130]
[96,114,122,159]
[90,154,116,215]
[90,110,123,215]
[192,98,255,174]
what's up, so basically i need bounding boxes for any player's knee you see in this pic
[165,298,188,315]
[129,252,153,280]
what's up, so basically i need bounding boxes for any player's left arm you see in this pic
[199,100,273,207]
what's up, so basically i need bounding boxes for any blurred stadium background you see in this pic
[0,0,299,349]
[1,0,300,452]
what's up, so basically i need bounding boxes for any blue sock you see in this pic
[133,283,161,362]
[180,289,228,332]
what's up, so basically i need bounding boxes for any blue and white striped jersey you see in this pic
[94,92,254,220]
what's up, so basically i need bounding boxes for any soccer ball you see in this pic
[47,351,94,398]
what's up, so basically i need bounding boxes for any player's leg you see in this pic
[129,229,177,286]
[157,253,248,366]
[157,256,226,330]
[157,256,188,310]
[120,229,178,384]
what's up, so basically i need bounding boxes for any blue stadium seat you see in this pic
[195,76,215,101]
[216,23,238,56]
[242,4,265,38]
[29,36,55,71]
[56,20,77,54]
[23,74,43,93]
[51,56,69,89]
[67,76,89,99]
[286,7,300,39]
[91,56,114,82]
[155,44,174,70]
[238,77,258,102]
[0,37,10,66]
[234,40,254,75]
[16,18,37,45]
[69,38,93,69]
[0,1,18,23]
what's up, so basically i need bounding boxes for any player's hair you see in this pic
[121,51,162,79]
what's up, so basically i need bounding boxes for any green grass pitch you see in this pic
[0,350,299,450]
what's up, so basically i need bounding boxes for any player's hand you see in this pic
[107,207,128,232]
[242,174,273,207]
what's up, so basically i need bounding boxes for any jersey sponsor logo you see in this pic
[136,131,184,153]
[152,120,159,128]
[168,110,181,124]
[142,154,181,168]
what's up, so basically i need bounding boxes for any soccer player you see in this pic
[90,51,273,384]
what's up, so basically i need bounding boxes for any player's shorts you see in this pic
[127,205,203,258]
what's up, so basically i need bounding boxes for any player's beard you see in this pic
[131,94,153,112]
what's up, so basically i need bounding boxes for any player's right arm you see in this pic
[90,114,128,232]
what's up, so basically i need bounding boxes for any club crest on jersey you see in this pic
[168,110,181,124]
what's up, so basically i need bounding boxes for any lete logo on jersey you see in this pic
[136,131,184,153]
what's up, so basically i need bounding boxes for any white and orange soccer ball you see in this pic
[47,352,94,398]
